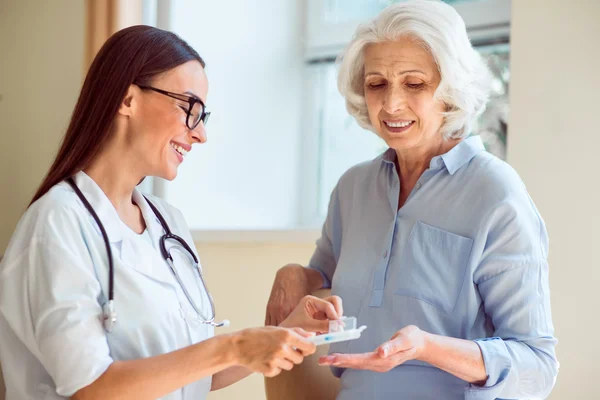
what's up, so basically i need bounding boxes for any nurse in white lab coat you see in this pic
[0,26,340,400]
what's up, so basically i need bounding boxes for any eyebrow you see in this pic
[365,70,426,77]
[184,90,200,100]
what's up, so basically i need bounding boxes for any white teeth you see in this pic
[170,143,188,157]
[385,121,414,128]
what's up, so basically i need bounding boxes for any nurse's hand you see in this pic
[265,264,324,326]
[318,325,427,372]
[279,295,343,333]
[233,326,317,378]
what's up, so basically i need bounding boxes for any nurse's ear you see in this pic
[117,84,139,117]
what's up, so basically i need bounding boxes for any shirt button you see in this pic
[416,182,422,189]
[383,249,388,258]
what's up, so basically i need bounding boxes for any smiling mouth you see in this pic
[384,120,415,129]
[170,142,188,157]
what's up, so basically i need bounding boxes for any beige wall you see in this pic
[0,1,85,398]
[200,242,316,400]
[508,0,600,398]
[0,0,85,253]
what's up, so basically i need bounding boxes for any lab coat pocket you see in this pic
[394,221,473,314]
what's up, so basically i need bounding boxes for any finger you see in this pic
[288,332,317,355]
[264,367,282,378]
[309,298,339,320]
[276,358,295,371]
[319,352,377,368]
[265,312,272,327]
[313,319,330,333]
[291,327,316,338]
[330,353,375,368]
[313,311,327,320]
[377,336,412,358]
[333,357,390,372]
[318,355,335,366]
[300,318,329,333]
[319,354,370,369]
[390,330,403,340]
[285,348,305,365]
[386,346,416,366]
[324,295,343,317]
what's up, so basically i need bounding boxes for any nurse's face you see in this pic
[128,61,209,180]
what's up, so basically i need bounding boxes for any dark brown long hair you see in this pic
[29,25,204,206]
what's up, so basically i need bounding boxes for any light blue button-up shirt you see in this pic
[309,136,559,400]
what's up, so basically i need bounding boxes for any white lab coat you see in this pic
[0,171,214,399]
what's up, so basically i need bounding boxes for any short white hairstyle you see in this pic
[337,0,492,139]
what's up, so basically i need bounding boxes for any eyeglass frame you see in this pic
[136,84,210,130]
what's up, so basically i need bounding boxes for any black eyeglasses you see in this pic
[137,85,210,130]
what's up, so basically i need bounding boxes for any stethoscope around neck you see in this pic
[67,178,229,332]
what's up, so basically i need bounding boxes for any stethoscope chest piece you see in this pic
[103,300,117,332]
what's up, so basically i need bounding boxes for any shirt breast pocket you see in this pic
[394,221,473,314]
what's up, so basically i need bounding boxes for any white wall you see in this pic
[163,0,306,230]
[508,0,600,398]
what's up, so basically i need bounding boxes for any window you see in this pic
[149,0,307,231]
[146,0,511,232]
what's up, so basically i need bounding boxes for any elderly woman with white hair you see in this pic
[265,1,558,399]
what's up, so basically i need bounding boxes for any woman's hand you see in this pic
[279,295,343,333]
[233,326,317,378]
[265,264,324,326]
[318,325,427,372]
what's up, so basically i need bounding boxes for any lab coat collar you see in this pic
[70,172,167,244]
[70,172,178,286]
[131,190,168,246]
[71,171,125,243]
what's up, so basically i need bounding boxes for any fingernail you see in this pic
[381,346,390,357]
[319,356,335,365]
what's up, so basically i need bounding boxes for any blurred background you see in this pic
[0,0,598,399]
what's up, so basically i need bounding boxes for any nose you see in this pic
[382,84,407,115]
[190,121,207,144]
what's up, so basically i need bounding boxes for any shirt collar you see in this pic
[380,135,485,175]
[381,148,396,164]
[439,135,485,175]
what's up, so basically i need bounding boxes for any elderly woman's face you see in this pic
[363,37,445,151]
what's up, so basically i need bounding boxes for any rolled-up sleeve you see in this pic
[467,198,559,399]
[307,185,342,289]
[0,206,113,397]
